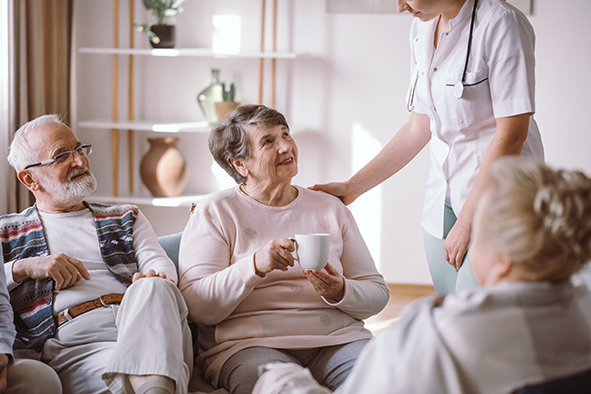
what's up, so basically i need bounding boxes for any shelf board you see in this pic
[89,193,205,207]
[79,47,299,59]
[78,119,211,133]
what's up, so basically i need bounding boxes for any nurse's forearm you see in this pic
[347,112,431,198]
[456,113,531,226]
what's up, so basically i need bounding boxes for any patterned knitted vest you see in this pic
[0,202,138,359]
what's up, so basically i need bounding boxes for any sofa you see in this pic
[157,232,229,394]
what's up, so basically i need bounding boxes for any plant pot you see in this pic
[149,24,176,48]
[140,137,189,197]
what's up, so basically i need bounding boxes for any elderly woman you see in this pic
[178,104,389,394]
[257,157,591,393]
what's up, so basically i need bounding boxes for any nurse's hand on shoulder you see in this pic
[444,219,471,271]
[254,238,295,277]
[309,181,358,206]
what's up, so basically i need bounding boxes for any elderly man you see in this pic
[1,114,193,394]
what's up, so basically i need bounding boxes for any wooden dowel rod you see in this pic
[270,0,277,108]
[112,0,120,197]
[128,0,135,194]
[258,0,266,105]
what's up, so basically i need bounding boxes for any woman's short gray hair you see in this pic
[480,157,591,282]
[208,104,289,184]
[8,114,66,172]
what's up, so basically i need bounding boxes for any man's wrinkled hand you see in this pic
[132,269,169,283]
[12,254,91,290]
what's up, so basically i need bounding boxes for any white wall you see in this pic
[69,0,591,285]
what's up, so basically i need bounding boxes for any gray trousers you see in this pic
[423,197,480,295]
[219,339,370,394]
[5,359,61,394]
[43,277,193,394]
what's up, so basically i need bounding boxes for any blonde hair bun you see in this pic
[484,157,591,282]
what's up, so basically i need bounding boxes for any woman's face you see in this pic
[397,0,446,21]
[239,124,298,187]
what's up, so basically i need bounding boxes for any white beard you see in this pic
[36,167,98,208]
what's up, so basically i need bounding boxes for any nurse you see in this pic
[312,0,544,294]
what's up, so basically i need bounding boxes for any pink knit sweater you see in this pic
[178,185,389,386]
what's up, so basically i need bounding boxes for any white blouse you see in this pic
[407,0,544,238]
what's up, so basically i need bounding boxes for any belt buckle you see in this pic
[63,308,73,322]
[99,295,108,307]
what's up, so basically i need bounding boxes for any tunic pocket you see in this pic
[442,69,493,129]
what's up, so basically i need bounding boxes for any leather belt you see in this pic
[55,293,124,328]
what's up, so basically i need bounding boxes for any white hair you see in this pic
[7,114,66,172]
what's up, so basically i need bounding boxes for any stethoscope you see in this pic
[407,0,478,111]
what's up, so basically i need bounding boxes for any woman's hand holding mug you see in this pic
[254,238,296,277]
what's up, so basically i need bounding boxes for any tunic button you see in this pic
[433,68,438,72]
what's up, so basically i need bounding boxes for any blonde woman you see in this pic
[258,157,591,393]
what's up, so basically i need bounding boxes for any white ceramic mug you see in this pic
[292,233,330,271]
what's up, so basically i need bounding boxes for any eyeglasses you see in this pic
[24,144,93,169]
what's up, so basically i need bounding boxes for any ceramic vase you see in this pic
[140,137,189,197]
[197,69,224,124]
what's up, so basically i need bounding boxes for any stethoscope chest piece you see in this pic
[454,81,464,99]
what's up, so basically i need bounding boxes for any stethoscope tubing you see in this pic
[407,0,480,110]
[446,77,488,88]
[460,0,479,85]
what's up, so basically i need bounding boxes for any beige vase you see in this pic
[139,137,190,197]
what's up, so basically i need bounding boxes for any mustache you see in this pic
[67,167,91,181]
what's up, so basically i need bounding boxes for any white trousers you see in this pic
[43,277,193,394]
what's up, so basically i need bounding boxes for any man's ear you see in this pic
[17,170,39,191]
[231,158,249,178]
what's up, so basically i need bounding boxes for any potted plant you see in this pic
[136,0,185,48]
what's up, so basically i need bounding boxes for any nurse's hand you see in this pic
[444,220,471,271]
[309,181,358,206]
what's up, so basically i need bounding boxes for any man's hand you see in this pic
[304,263,345,303]
[132,269,169,283]
[12,254,91,290]
[0,353,9,393]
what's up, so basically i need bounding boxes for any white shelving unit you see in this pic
[79,47,299,59]
[77,1,296,207]
[79,119,210,134]
[89,193,206,207]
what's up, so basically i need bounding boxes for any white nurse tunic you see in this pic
[407,0,544,238]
